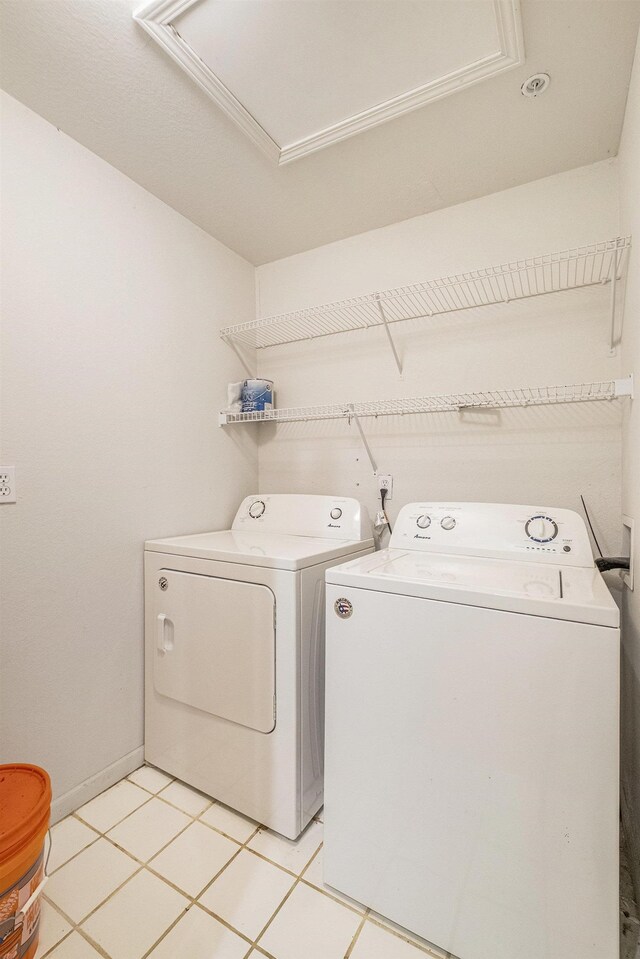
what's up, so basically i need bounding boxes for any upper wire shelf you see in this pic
[219,377,633,426]
[220,237,631,353]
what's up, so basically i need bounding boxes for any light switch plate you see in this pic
[0,466,16,503]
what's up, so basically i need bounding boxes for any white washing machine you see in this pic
[324,502,619,959]
[144,494,372,840]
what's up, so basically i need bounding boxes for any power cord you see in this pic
[380,487,393,533]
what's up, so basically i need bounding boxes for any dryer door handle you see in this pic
[156,613,174,653]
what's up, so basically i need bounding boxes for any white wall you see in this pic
[0,82,631,841]
[619,30,640,903]
[0,93,257,820]
[256,160,623,556]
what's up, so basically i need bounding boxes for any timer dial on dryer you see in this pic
[416,515,431,529]
[525,515,558,543]
[248,500,266,519]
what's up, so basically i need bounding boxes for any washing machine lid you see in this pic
[145,529,373,571]
[326,549,619,627]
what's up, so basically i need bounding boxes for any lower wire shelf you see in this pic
[219,377,633,426]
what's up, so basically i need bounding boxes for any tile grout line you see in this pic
[158,825,326,954]
[69,926,114,959]
[38,926,77,959]
[143,821,325,958]
[297,845,368,917]
[251,871,302,957]
[285,839,447,959]
[45,826,102,878]
[248,848,321,956]
[230,844,309,881]
[47,788,158,878]
[43,771,442,959]
[57,820,262,959]
[137,829,263,959]
[44,781,211,955]
[343,913,368,959]
[44,774,266,956]
[40,772,205,957]
[70,770,215,839]
[239,836,443,959]
[48,812,348,959]
[73,791,156,838]
[124,774,175,795]
[366,913,452,958]
[138,812,326,959]
[44,862,146,942]
[135,817,281,959]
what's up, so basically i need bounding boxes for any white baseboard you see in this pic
[50,746,144,824]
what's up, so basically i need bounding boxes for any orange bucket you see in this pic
[0,765,51,959]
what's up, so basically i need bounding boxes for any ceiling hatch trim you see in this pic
[134,0,525,166]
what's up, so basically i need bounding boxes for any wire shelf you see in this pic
[221,237,631,351]
[219,378,631,426]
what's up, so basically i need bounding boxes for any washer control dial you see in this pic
[248,500,266,519]
[441,516,456,531]
[525,515,558,543]
[416,515,431,529]
[330,507,343,520]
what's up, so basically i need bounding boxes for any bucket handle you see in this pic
[13,828,51,929]
[15,876,48,925]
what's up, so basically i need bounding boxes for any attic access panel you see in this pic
[134,0,524,164]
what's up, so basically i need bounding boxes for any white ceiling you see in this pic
[187,2,501,144]
[138,0,523,162]
[1,1,639,264]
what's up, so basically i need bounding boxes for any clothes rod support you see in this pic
[351,410,378,474]
[222,335,254,378]
[375,295,403,376]
[609,249,619,355]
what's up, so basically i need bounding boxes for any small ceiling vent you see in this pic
[521,73,550,97]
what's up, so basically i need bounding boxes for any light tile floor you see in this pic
[36,765,448,959]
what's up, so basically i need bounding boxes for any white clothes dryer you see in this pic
[324,502,619,959]
[145,494,373,839]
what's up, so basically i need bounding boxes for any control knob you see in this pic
[441,516,456,531]
[525,515,558,543]
[248,500,266,519]
[330,508,343,520]
[416,515,431,529]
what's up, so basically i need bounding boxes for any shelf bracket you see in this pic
[349,409,378,475]
[375,296,403,376]
[614,374,634,399]
[222,334,255,378]
[608,248,620,356]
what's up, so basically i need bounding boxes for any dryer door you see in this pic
[152,570,276,733]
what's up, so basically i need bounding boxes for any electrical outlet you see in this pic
[378,473,393,500]
[0,467,16,503]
